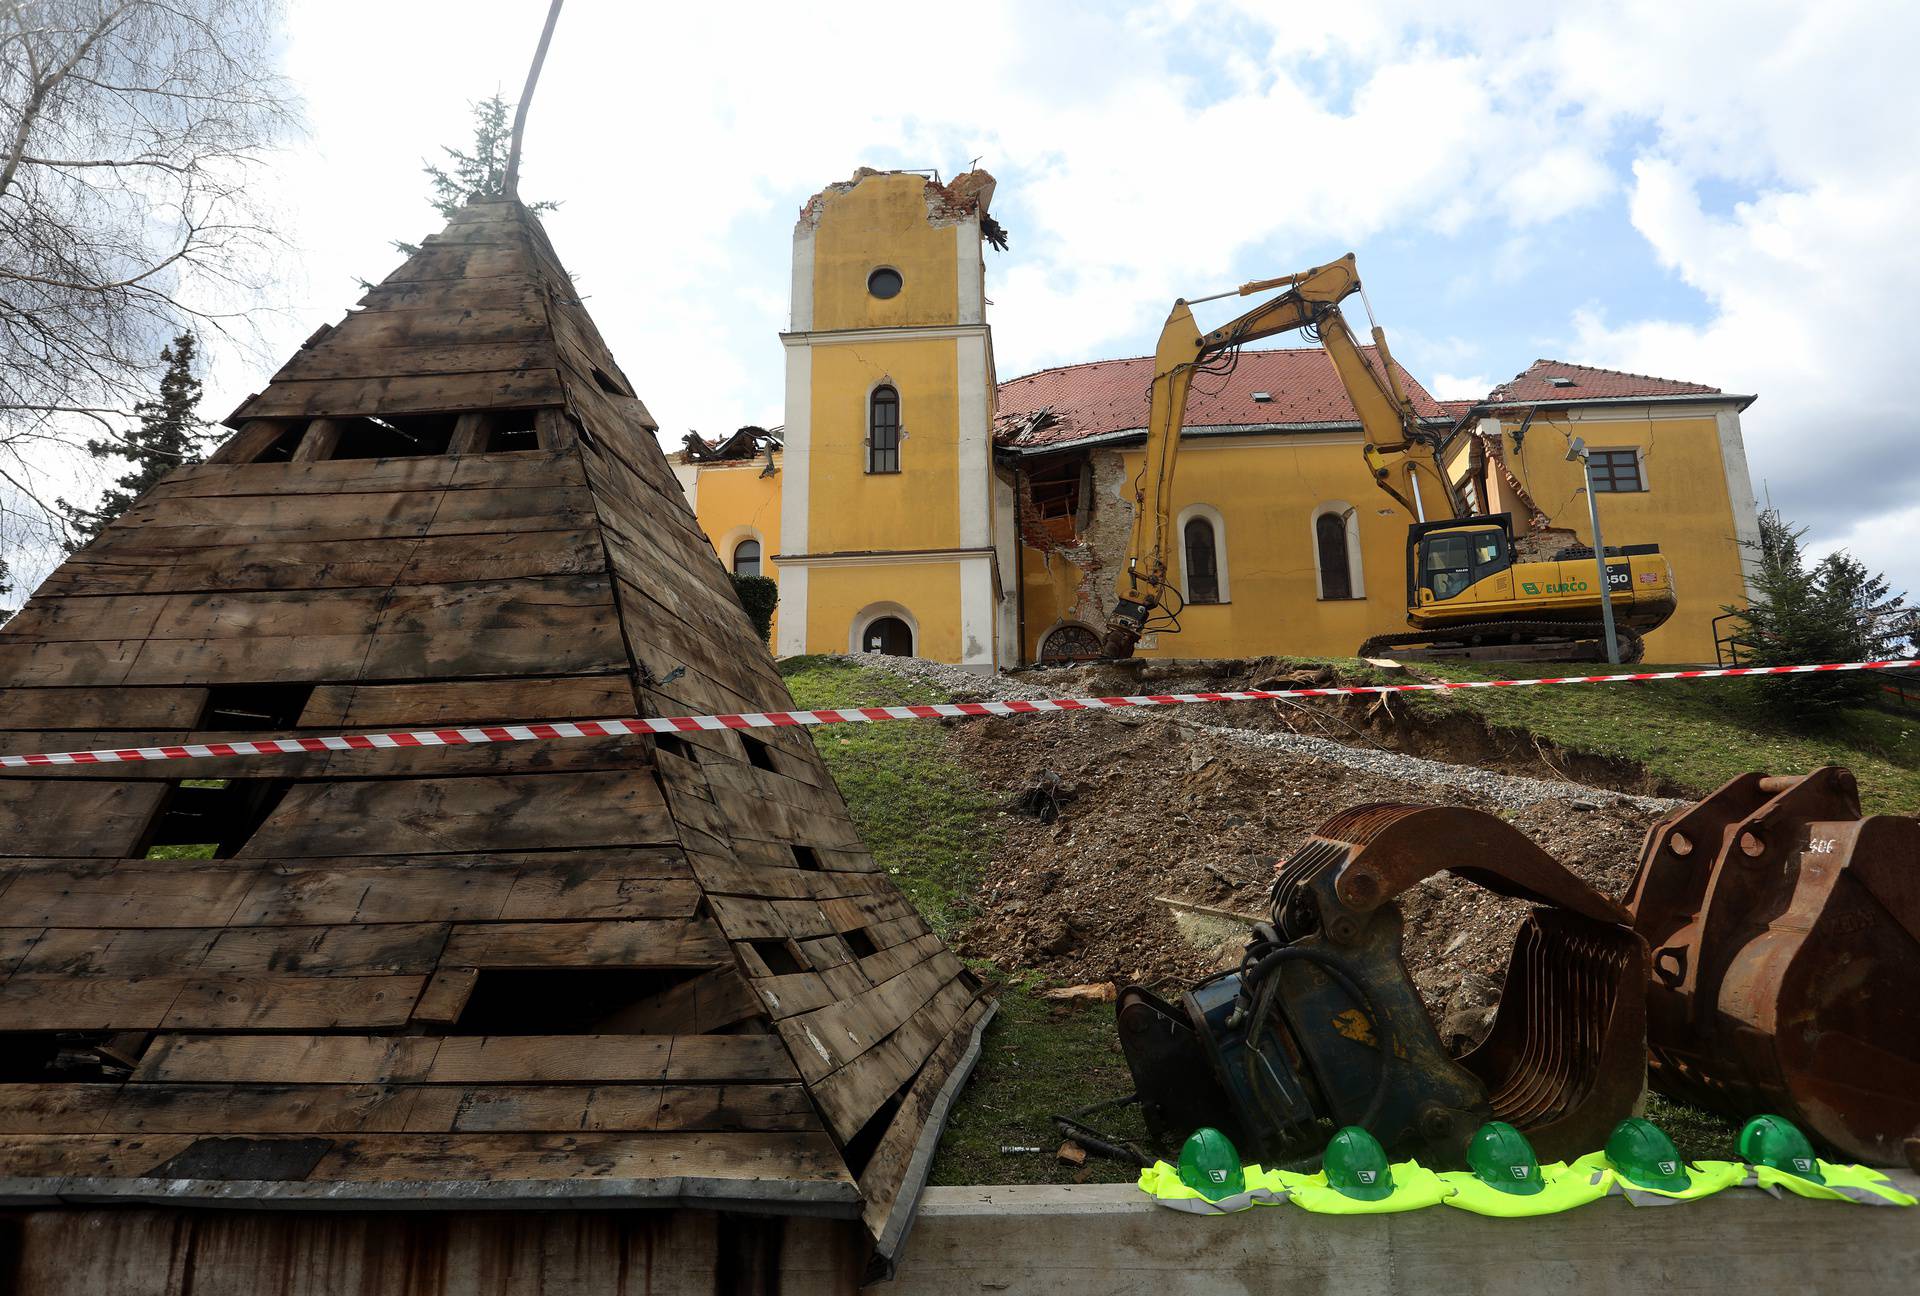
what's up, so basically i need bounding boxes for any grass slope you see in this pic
[1368,661,1919,813]
[781,656,1140,1183]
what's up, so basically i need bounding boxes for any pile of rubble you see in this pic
[849,653,1672,1033]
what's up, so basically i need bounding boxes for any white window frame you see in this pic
[1310,501,1366,600]
[716,525,766,574]
[1174,502,1230,605]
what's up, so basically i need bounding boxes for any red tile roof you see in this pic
[994,346,1450,450]
[1484,359,1733,405]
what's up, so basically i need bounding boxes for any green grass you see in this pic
[928,978,1148,1186]
[780,655,1000,935]
[1339,659,1920,813]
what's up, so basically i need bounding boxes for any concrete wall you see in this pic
[8,1177,1916,1294]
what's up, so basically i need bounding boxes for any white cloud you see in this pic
[1429,373,1492,400]
[18,0,1919,611]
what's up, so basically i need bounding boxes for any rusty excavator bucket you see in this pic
[1626,766,1920,1163]
[1117,804,1648,1168]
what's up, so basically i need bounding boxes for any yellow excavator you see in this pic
[1102,253,1677,662]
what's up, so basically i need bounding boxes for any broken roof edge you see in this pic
[996,416,1453,455]
[795,166,997,234]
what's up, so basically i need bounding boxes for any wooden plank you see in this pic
[498,867,701,921]
[0,927,45,975]
[0,687,207,730]
[235,369,567,420]
[0,977,187,1030]
[448,410,491,455]
[410,967,478,1025]
[812,978,979,1143]
[0,861,258,927]
[777,952,963,1084]
[351,276,543,314]
[289,417,342,462]
[201,923,451,975]
[134,1034,446,1084]
[205,418,291,465]
[296,304,547,351]
[97,483,597,551]
[276,341,561,384]
[239,769,674,858]
[14,927,220,976]
[440,919,729,969]
[135,1034,789,1087]
[425,1036,676,1084]
[0,973,425,1031]
[40,530,605,598]
[303,1130,850,1184]
[157,975,427,1030]
[0,1085,120,1133]
[380,244,528,284]
[151,448,579,500]
[0,1134,194,1178]
[859,997,994,1242]
[230,861,521,926]
[0,781,165,857]
[100,1084,423,1134]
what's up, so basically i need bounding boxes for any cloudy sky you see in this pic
[31,0,1918,600]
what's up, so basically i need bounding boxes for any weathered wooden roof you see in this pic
[0,198,990,1272]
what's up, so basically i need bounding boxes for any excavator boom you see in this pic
[1103,253,1676,662]
[1104,254,1453,656]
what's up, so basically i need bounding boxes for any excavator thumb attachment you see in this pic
[1626,766,1920,1163]
[1118,803,1647,1168]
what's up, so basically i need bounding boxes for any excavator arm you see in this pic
[1104,253,1457,657]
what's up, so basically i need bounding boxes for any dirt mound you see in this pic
[946,700,1659,1029]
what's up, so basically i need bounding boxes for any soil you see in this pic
[921,657,1670,1030]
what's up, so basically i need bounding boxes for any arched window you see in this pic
[1312,503,1364,600]
[732,538,761,578]
[868,385,900,474]
[861,616,913,656]
[1184,517,1221,604]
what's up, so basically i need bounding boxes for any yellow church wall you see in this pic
[803,561,964,661]
[1490,412,1749,663]
[688,456,783,642]
[809,172,962,331]
[1020,436,1418,660]
[805,340,963,555]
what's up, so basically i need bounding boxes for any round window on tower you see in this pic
[867,267,903,299]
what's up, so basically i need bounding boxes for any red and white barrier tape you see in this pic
[1,658,1914,770]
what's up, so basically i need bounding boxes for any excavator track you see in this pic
[1357,619,1645,664]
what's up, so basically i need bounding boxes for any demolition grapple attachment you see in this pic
[1117,804,1648,1168]
[1626,767,1920,1163]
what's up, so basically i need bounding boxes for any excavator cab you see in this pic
[1412,517,1512,605]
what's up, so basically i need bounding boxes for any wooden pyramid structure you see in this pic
[0,197,991,1267]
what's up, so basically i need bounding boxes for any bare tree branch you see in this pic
[0,0,295,533]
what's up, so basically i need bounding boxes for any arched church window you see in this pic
[868,385,900,474]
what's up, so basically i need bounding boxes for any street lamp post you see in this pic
[1566,437,1621,665]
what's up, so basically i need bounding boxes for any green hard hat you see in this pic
[1322,1126,1394,1201]
[1177,1127,1245,1201]
[1739,1114,1825,1184]
[1467,1121,1546,1195]
[1604,1118,1691,1193]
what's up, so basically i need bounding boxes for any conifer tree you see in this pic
[391,94,557,257]
[59,334,209,549]
[1727,508,1917,714]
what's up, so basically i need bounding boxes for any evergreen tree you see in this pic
[59,334,209,550]
[1726,508,1917,715]
[391,94,557,257]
